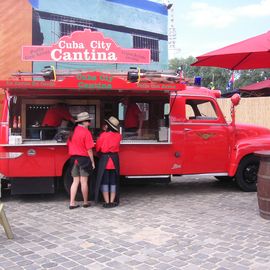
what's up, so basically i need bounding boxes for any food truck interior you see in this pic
[8,94,170,144]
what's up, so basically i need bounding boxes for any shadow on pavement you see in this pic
[1,176,242,203]
[121,176,240,196]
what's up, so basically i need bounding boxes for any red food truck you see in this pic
[0,69,269,196]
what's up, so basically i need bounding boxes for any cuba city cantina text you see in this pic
[52,40,116,61]
[77,73,113,89]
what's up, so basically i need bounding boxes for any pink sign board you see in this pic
[22,30,151,64]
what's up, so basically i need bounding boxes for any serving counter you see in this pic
[0,138,171,147]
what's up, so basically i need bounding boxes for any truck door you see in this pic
[181,98,230,174]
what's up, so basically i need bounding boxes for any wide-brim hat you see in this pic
[105,116,120,131]
[75,112,92,123]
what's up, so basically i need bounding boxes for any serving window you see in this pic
[117,97,170,142]
[9,95,170,144]
[21,99,100,140]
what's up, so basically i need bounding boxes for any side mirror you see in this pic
[230,94,240,127]
[231,94,240,106]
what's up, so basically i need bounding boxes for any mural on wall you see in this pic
[32,10,44,45]
[28,0,168,71]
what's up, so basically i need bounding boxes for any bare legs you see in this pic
[70,176,80,206]
[110,192,116,203]
[80,176,89,205]
[101,170,117,208]
[102,192,116,204]
[70,176,89,206]
[102,192,109,204]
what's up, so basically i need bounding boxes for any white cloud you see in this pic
[235,0,270,17]
[178,39,232,58]
[187,0,270,29]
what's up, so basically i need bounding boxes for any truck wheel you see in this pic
[63,164,74,196]
[235,155,259,192]
[214,176,234,181]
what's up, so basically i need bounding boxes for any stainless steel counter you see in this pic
[0,140,66,147]
[0,139,171,147]
[121,140,171,144]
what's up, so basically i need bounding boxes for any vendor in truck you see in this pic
[41,103,74,139]
[122,97,143,136]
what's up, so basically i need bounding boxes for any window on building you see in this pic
[133,35,159,62]
[60,22,96,37]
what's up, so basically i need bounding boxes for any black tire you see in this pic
[235,155,259,192]
[214,176,234,181]
[63,164,74,195]
[62,159,97,201]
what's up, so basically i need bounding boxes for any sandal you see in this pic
[69,205,80,210]
[103,203,110,208]
[83,202,91,208]
[110,202,118,208]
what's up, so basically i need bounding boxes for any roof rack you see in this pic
[11,66,186,84]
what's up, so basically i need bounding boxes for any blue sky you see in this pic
[169,0,270,58]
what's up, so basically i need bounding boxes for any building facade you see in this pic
[30,0,169,72]
[0,0,168,117]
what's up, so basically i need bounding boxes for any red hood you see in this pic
[235,123,270,140]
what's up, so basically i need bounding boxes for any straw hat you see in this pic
[75,112,92,123]
[105,116,120,131]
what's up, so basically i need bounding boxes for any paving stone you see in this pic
[45,266,66,270]
[0,266,23,270]
[2,251,19,258]
[52,257,71,264]
[155,262,173,270]
[60,261,79,268]
[41,262,58,268]
[135,263,154,270]
[23,263,44,270]
[125,259,142,266]
[106,260,126,269]
[170,260,188,268]
[200,262,217,269]
[76,258,96,266]
[0,260,17,268]
[68,266,89,270]
[16,260,33,266]
[145,258,160,266]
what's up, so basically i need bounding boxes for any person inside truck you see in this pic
[95,116,121,208]
[122,97,143,136]
[41,103,74,139]
[67,112,95,209]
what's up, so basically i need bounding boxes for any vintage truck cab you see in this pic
[0,70,269,195]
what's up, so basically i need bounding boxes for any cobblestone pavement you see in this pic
[0,176,270,270]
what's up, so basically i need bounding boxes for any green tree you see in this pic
[234,69,270,89]
[169,57,270,93]
[169,57,230,91]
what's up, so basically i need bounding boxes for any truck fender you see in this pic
[229,152,259,192]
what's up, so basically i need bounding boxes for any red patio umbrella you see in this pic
[192,31,270,70]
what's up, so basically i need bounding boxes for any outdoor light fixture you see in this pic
[41,66,56,81]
